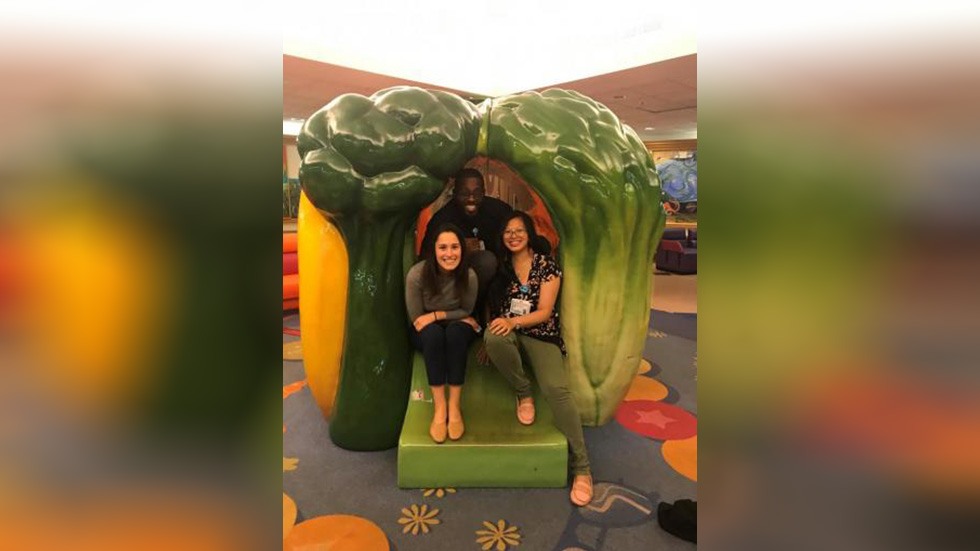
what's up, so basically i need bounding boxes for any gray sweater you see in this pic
[405,261,478,323]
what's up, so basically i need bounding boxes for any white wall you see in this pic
[284,141,301,180]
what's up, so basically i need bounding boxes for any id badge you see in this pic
[509,298,532,316]
[464,237,482,252]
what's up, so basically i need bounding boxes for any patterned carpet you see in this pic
[283,308,697,550]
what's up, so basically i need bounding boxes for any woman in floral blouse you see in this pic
[484,211,593,506]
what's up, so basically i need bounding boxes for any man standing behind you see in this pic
[421,168,513,321]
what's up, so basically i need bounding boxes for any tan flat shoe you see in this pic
[429,418,447,444]
[516,397,535,425]
[448,416,465,440]
[570,474,593,506]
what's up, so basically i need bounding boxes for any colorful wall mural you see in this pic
[654,153,697,223]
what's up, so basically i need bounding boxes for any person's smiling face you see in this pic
[454,178,485,217]
[502,218,528,254]
[435,231,462,272]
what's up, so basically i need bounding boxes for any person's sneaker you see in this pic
[570,474,593,506]
[516,397,535,425]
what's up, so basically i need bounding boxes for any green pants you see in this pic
[484,331,591,475]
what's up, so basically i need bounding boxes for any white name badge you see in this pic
[463,237,485,252]
[509,298,532,316]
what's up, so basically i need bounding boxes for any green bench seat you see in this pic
[397,348,568,488]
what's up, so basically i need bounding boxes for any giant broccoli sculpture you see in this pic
[482,89,665,425]
[299,86,664,450]
[298,87,481,450]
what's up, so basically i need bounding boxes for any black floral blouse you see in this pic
[494,253,566,354]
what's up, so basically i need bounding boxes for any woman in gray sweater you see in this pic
[405,224,480,443]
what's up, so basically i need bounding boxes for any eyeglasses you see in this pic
[503,229,527,237]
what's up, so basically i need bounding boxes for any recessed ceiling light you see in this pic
[644,127,655,130]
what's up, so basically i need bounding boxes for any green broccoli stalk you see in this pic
[481,89,666,425]
[299,87,480,450]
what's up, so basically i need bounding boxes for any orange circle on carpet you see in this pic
[623,375,669,401]
[637,359,652,375]
[283,515,388,551]
[283,493,297,539]
[662,435,697,481]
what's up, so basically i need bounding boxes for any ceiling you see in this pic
[282,2,694,141]
[283,53,696,142]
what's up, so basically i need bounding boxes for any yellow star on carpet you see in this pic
[283,457,299,471]
[283,340,303,360]
[422,487,456,498]
[397,504,440,535]
[475,519,521,551]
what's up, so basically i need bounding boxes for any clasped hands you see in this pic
[413,312,481,333]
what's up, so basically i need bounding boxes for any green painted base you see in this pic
[397,347,568,488]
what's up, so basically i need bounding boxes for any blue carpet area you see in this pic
[283,308,697,550]
[650,309,697,341]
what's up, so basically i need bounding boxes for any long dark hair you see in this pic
[422,223,470,299]
[487,211,551,312]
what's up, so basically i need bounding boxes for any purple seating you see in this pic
[656,228,697,274]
